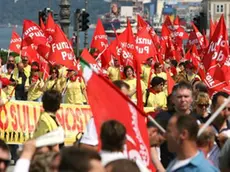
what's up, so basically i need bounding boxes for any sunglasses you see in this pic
[52,71,57,74]
[0,158,10,167]
[223,107,230,111]
[8,60,14,62]
[198,104,209,108]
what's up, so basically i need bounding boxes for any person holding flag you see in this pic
[145,76,167,111]
[141,57,154,87]
[62,69,87,105]
[26,63,44,102]
[107,58,121,81]
[123,65,146,104]
[0,63,15,99]
[43,67,62,93]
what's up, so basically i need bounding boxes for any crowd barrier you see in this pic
[0,101,153,145]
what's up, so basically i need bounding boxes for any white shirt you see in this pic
[14,159,30,172]
[100,150,127,166]
[80,118,98,146]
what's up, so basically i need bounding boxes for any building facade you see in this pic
[202,0,230,31]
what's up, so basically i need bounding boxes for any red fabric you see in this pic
[203,15,230,94]
[21,20,50,59]
[81,59,156,171]
[137,14,160,45]
[48,24,78,70]
[166,69,175,95]
[135,26,157,63]
[0,77,10,87]
[9,31,22,54]
[90,19,108,53]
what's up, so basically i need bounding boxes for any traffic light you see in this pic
[81,11,90,31]
[74,9,81,31]
[38,8,54,26]
[193,15,201,31]
[74,9,90,32]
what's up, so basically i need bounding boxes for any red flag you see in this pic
[21,20,48,47]
[209,18,216,39]
[80,58,155,171]
[186,23,205,55]
[45,13,56,43]
[137,15,160,45]
[166,69,175,94]
[203,15,229,92]
[22,20,50,58]
[90,19,108,53]
[9,31,22,54]
[203,15,229,71]
[40,57,50,80]
[135,27,157,62]
[109,20,136,67]
[40,18,46,31]
[48,25,78,70]
[21,44,40,63]
[81,48,104,75]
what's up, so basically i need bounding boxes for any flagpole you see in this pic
[147,115,166,134]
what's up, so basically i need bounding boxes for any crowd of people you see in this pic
[0,54,230,172]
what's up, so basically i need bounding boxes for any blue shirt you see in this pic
[166,152,219,172]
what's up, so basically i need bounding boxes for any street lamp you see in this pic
[59,0,71,38]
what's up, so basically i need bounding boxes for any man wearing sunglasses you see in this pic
[0,139,11,172]
[1,56,15,74]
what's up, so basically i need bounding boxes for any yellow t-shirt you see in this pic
[141,65,152,86]
[27,79,44,101]
[0,89,8,104]
[123,78,146,102]
[107,66,120,81]
[186,74,201,82]
[64,79,86,104]
[24,65,31,78]
[151,72,167,80]
[33,112,58,138]
[1,73,15,97]
[58,66,68,78]
[44,78,64,93]
[147,91,167,110]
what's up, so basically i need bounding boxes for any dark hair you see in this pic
[42,90,62,113]
[176,115,198,141]
[170,60,178,68]
[31,62,40,70]
[49,66,59,78]
[172,81,193,96]
[150,76,165,87]
[123,66,134,78]
[113,80,130,90]
[154,62,162,70]
[178,62,185,67]
[105,159,140,172]
[59,147,101,172]
[195,82,208,93]
[212,91,229,109]
[0,139,9,153]
[6,63,15,70]
[100,120,126,151]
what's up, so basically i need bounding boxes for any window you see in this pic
[216,4,224,13]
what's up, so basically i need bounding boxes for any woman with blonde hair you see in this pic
[193,92,211,124]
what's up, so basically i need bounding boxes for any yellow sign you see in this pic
[0,101,92,145]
